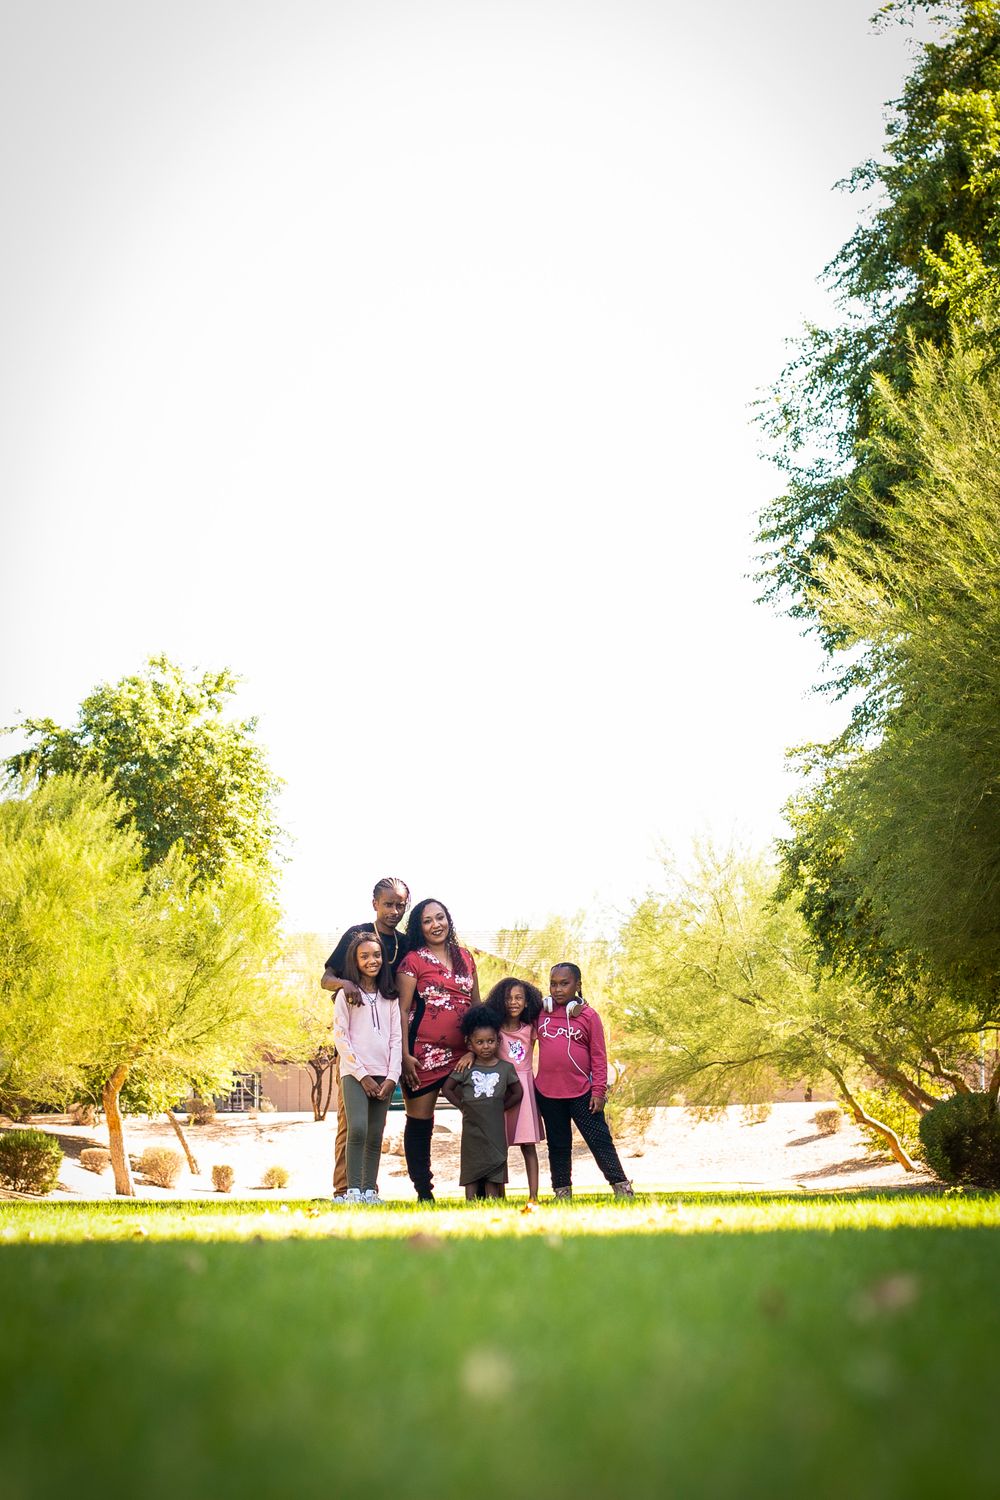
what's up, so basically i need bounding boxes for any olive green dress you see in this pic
[450,1059,518,1185]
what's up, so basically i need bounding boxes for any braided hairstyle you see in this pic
[372,876,410,904]
[405,897,469,977]
[551,962,584,1001]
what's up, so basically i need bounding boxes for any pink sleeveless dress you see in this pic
[499,1023,544,1145]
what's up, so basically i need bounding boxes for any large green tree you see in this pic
[780,327,1000,995]
[0,777,283,1194]
[758,0,1000,642]
[3,655,280,881]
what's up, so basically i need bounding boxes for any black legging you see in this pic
[535,1088,628,1190]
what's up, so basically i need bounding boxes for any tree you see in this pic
[780,328,1000,996]
[0,776,146,1119]
[757,0,1000,642]
[611,846,994,1171]
[485,916,614,1005]
[0,776,283,1194]
[3,655,280,881]
[258,934,338,1121]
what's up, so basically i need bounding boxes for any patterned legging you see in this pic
[535,1088,628,1190]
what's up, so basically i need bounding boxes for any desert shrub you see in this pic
[0,1091,39,1122]
[919,1092,1000,1188]
[853,1086,924,1161]
[211,1163,235,1193]
[187,1097,216,1126]
[258,1097,276,1114]
[68,1102,97,1126]
[0,1129,63,1193]
[80,1148,111,1174]
[262,1164,288,1189]
[813,1108,843,1135]
[137,1147,182,1188]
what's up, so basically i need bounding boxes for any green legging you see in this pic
[340,1073,390,1192]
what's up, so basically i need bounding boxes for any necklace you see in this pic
[376,925,399,966]
[360,981,381,1029]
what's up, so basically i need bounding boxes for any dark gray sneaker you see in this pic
[612,1180,635,1198]
[553,1186,573,1200]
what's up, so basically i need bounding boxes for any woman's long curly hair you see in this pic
[485,976,543,1026]
[404,897,468,977]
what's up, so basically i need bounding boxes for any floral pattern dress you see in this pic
[397,946,476,1092]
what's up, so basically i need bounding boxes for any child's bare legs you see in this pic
[520,1143,539,1201]
[465,1179,505,1200]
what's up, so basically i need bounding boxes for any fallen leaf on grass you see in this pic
[407,1232,444,1252]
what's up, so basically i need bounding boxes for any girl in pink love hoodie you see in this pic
[534,962,634,1201]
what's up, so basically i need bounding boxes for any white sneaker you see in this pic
[333,1187,363,1205]
[362,1189,383,1205]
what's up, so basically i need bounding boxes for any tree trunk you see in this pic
[925,1045,971,1095]
[166,1108,199,1174]
[103,1065,135,1197]
[988,1056,1000,1099]
[837,1079,920,1172]
[308,1059,333,1122]
[859,1051,937,1113]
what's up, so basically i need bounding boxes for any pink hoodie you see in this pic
[534,1004,608,1099]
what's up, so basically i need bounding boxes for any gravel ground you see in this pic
[6,1101,936,1200]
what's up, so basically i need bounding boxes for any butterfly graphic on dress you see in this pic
[471,1070,501,1099]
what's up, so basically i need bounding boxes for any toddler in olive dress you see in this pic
[442,1006,522,1199]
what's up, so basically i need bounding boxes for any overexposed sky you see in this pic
[0,1,929,936]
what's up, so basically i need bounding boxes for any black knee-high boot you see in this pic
[403,1116,435,1201]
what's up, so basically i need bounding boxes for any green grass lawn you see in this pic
[2,1192,997,1500]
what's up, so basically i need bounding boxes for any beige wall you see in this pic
[260,1064,338,1114]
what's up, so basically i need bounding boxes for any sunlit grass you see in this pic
[2,1187,995,1244]
[3,1191,999,1499]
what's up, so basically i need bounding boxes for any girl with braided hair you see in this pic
[534,962,634,1200]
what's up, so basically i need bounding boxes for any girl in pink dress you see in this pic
[483,978,584,1202]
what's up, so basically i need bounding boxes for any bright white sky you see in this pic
[0,1,931,938]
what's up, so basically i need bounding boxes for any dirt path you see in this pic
[7,1101,936,1201]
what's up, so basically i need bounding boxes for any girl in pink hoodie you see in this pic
[534,962,634,1200]
[332,932,402,1204]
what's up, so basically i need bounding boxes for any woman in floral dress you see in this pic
[396,897,481,1201]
